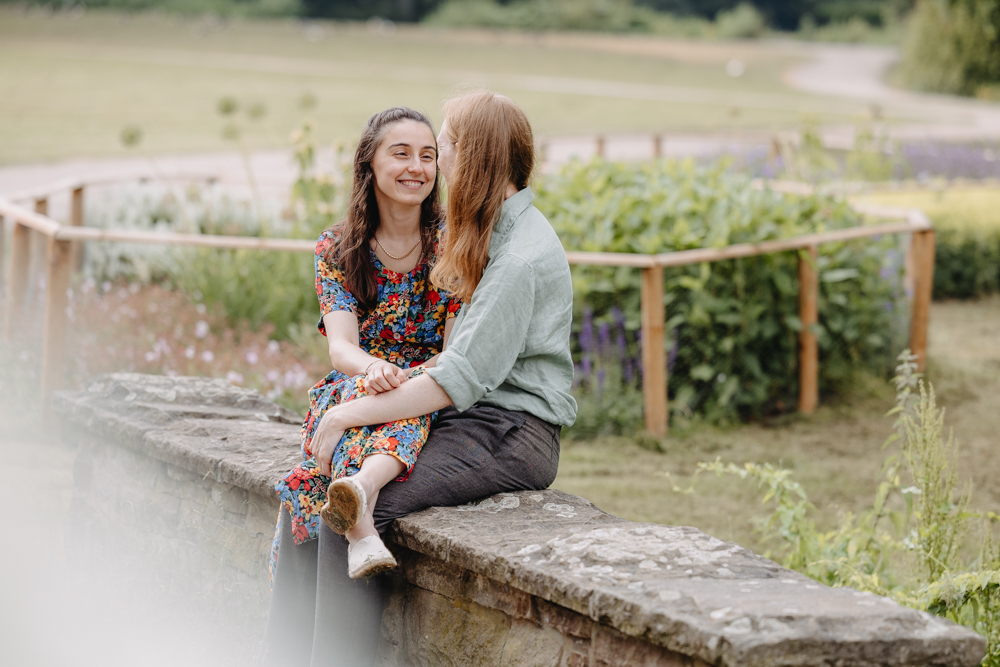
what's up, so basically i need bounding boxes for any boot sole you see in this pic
[321,479,363,535]
[348,553,397,579]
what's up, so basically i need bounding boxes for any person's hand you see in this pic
[314,407,346,478]
[364,359,408,394]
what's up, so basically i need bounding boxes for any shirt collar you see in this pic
[490,187,534,253]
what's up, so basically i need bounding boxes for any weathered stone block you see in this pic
[400,587,511,667]
[499,620,565,667]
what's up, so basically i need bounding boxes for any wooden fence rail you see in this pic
[0,179,935,437]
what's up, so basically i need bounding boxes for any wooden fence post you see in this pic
[640,266,667,436]
[5,221,30,339]
[595,135,606,159]
[70,186,85,271]
[909,229,935,372]
[41,235,72,394]
[798,246,819,413]
[652,134,663,159]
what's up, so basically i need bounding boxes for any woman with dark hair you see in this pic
[264,91,576,666]
[270,106,459,585]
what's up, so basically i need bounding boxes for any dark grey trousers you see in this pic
[262,404,561,667]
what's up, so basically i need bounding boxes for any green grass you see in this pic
[0,7,891,165]
[553,297,1000,554]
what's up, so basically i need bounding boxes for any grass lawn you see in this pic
[553,297,1000,555]
[1,7,887,165]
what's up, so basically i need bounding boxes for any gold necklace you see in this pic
[375,235,421,261]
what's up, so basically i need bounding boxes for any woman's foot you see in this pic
[348,534,397,579]
[321,476,367,535]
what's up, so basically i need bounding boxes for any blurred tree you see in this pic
[901,0,1000,97]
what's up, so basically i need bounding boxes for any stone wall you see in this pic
[57,374,987,667]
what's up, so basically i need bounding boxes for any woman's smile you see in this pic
[371,119,438,208]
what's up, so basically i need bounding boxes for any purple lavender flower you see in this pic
[581,356,592,379]
[579,307,595,354]
[598,322,611,356]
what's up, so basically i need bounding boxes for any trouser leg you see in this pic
[263,509,318,667]
[374,405,561,532]
[311,522,385,667]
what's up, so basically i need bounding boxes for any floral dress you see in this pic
[271,225,459,576]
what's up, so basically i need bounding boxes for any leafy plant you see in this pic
[673,350,1000,665]
[536,157,908,425]
[856,187,1000,299]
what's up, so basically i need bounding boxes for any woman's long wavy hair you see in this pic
[430,91,534,304]
[324,107,442,312]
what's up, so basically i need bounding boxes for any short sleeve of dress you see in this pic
[433,222,462,321]
[315,230,358,336]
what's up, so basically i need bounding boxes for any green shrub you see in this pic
[674,351,1000,666]
[856,188,1000,299]
[425,0,710,34]
[901,0,1000,98]
[716,2,766,38]
[537,158,909,426]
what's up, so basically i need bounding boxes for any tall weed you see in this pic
[673,350,1000,665]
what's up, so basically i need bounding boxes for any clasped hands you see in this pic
[313,359,409,477]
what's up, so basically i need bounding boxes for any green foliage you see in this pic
[425,0,675,33]
[175,120,351,339]
[935,227,1000,298]
[901,0,1000,98]
[716,2,766,38]
[58,0,300,17]
[536,158,908,425]
[857,188,1000,299]
[676,350,1000,665]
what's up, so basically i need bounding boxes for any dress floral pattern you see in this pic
[271,226,459,578]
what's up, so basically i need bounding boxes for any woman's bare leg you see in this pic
[344,453,404,545]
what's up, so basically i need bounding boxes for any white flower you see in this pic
[185,346,196,359]
[201,350,215,363]
[194,320,210,339]
[246,351,259,365]
[267,340,280,354]
[226,371,244,385]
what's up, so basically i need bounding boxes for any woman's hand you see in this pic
[365,359,409,394]
[314,407,346,478]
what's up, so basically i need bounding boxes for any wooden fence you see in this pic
[0,178,934,437]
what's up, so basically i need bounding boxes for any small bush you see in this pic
[716,2,766,38]
[856,188,1000,299]
[426,0,663,32]
[425,0,714,35]
[537,158,909,426]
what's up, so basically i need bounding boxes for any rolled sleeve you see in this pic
[426,255,534,411]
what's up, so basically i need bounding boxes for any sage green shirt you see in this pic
[427,188,577,426]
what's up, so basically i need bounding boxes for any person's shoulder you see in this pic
[508,205,565,265]
[316,226,342,260]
